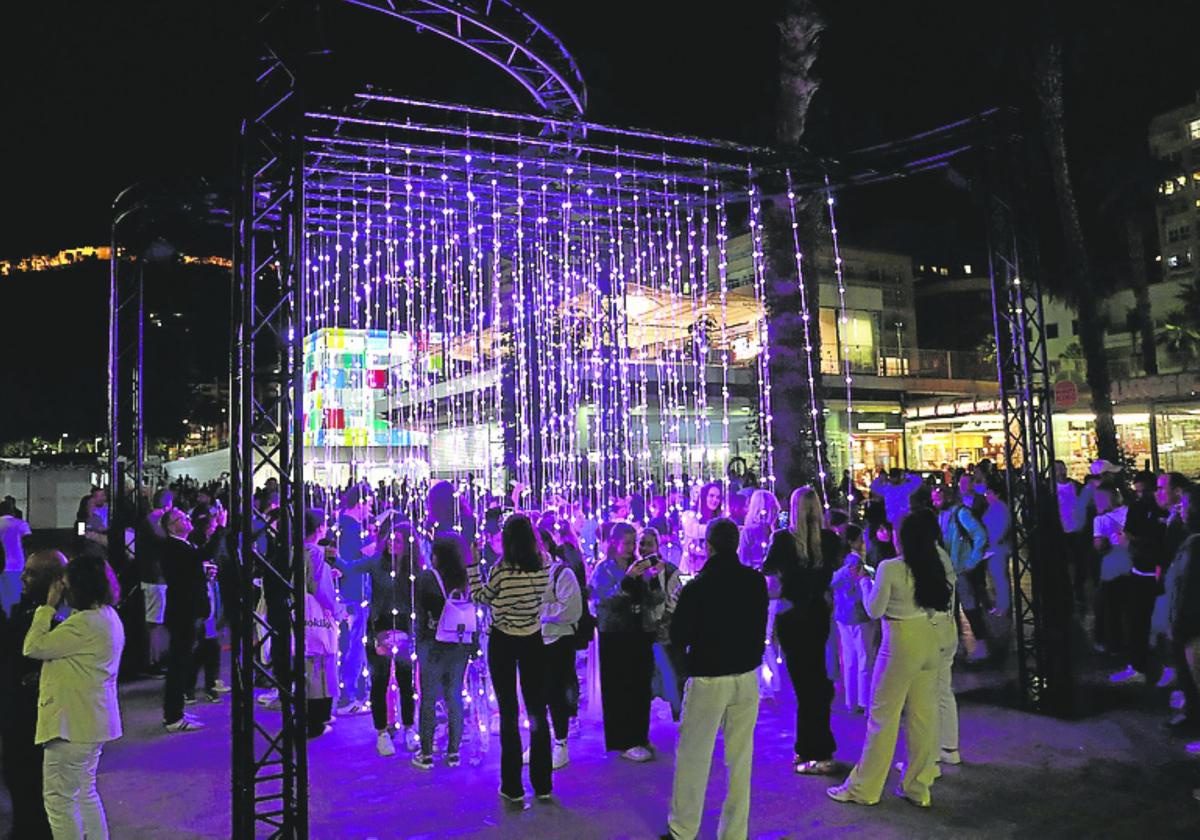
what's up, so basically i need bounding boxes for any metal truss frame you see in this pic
[340,0,586,115]
[230,2,309,837]
[979,109,1069,715]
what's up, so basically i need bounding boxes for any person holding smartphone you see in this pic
[592,522,662,762]
[641,527,686,721]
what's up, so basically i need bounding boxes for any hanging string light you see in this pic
[824,174,854,494]
[786,170,828,507]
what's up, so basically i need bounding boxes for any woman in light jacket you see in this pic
[827,510,953,808]
[23,552,126,840]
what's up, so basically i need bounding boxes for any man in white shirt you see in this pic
[0,498,33,613]
[1055,460,1095,606]
[870,469,923,530]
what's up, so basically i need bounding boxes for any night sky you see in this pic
[2,0,1198,443]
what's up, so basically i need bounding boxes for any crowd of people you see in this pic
[3,456,1200,838]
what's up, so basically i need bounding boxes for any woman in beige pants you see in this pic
[828,511,953,808]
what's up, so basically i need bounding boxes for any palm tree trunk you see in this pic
[1033,39,1119,462]
[763,0,829,497]
[1125,214,1158,375]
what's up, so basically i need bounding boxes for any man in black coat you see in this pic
[0,550,67,840]
[663,518,768,840]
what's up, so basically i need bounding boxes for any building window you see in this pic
[963,264,972,275]
[1071,319,1079,335]
[1190,118,1200,141]
[1046,322,1060,339]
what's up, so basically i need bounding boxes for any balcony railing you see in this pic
[820,344,994,381]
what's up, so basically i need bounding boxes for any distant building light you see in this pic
[963,264,972,275]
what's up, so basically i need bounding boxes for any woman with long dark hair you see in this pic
[682,481,724,574]
[412,533,475,769]
[471,514,553,802]
[591,521,661,761]
[828,510,953,808]
[764,487,842,775]
[343,516,419,756]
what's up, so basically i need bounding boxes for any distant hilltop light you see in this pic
[0,245,232,276]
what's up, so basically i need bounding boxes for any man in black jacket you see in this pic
[0,550,67,840]
[663,518,768,840]
[160,508,209,731]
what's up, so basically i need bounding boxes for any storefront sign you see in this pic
[1053,380,1078,409]
[1113,372,1200,404]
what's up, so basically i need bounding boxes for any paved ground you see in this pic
[3,644,1198,839]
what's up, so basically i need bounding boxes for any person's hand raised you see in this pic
[46,577,66,608]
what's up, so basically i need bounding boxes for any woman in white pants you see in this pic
[23,552,125,840]
[828,511,953,808]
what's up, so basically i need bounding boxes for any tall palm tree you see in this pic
[1032,38,1119,462]
[763,0,829,496]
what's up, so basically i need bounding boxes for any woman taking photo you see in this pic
[470,514,553,802]
[764,487,841,775]
[591,521,662,761]
[413,533,476,769]
[23,553,125,840]
[342,516,420,756]
[827,510,953,808]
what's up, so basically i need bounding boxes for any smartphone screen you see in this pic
[76,521,86,536]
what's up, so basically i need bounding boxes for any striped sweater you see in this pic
[469,563,549,637]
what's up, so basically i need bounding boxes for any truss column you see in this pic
[981,109,1072,716]
[231,1,310,836]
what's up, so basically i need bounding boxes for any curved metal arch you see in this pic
[340,0,587,115]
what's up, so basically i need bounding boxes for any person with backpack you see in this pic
[536,528,582,770]
[412,533,477,769]
[933,483,990,662]
[469,514,553,803]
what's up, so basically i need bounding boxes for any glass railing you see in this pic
[820,344,993,380]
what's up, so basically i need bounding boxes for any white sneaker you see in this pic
[256,689,279,706]
[1110,666,1146,685]
[212,679,232,694]
[376,731,396,757]
[404,727,421,752]
[939,748,962,765]
[620,746,653,763]
[1157,668,1178,689]
[339,701,371,716]
[164,717,205,732]
[552,740,569,770]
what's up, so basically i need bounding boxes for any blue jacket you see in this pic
[335,513,371,603]
[939,505,987,574]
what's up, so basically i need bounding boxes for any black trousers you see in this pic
[489,629,552,798]
[367,647,415,731]
[1123,574,1158,674]
[1066,531,1094,606]
[544,636,579,741]
[1095,577,1128,653]
[1172,636,1200,720]
[164,621,197,723]
[1,717,51,839]
[598,630,655,752]
[191,636,220,693]
[777,608,837,762]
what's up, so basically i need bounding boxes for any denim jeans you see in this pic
[338,601,370,703]
[416,640,471,755]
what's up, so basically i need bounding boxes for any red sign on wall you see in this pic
[1053,380,1078,409]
